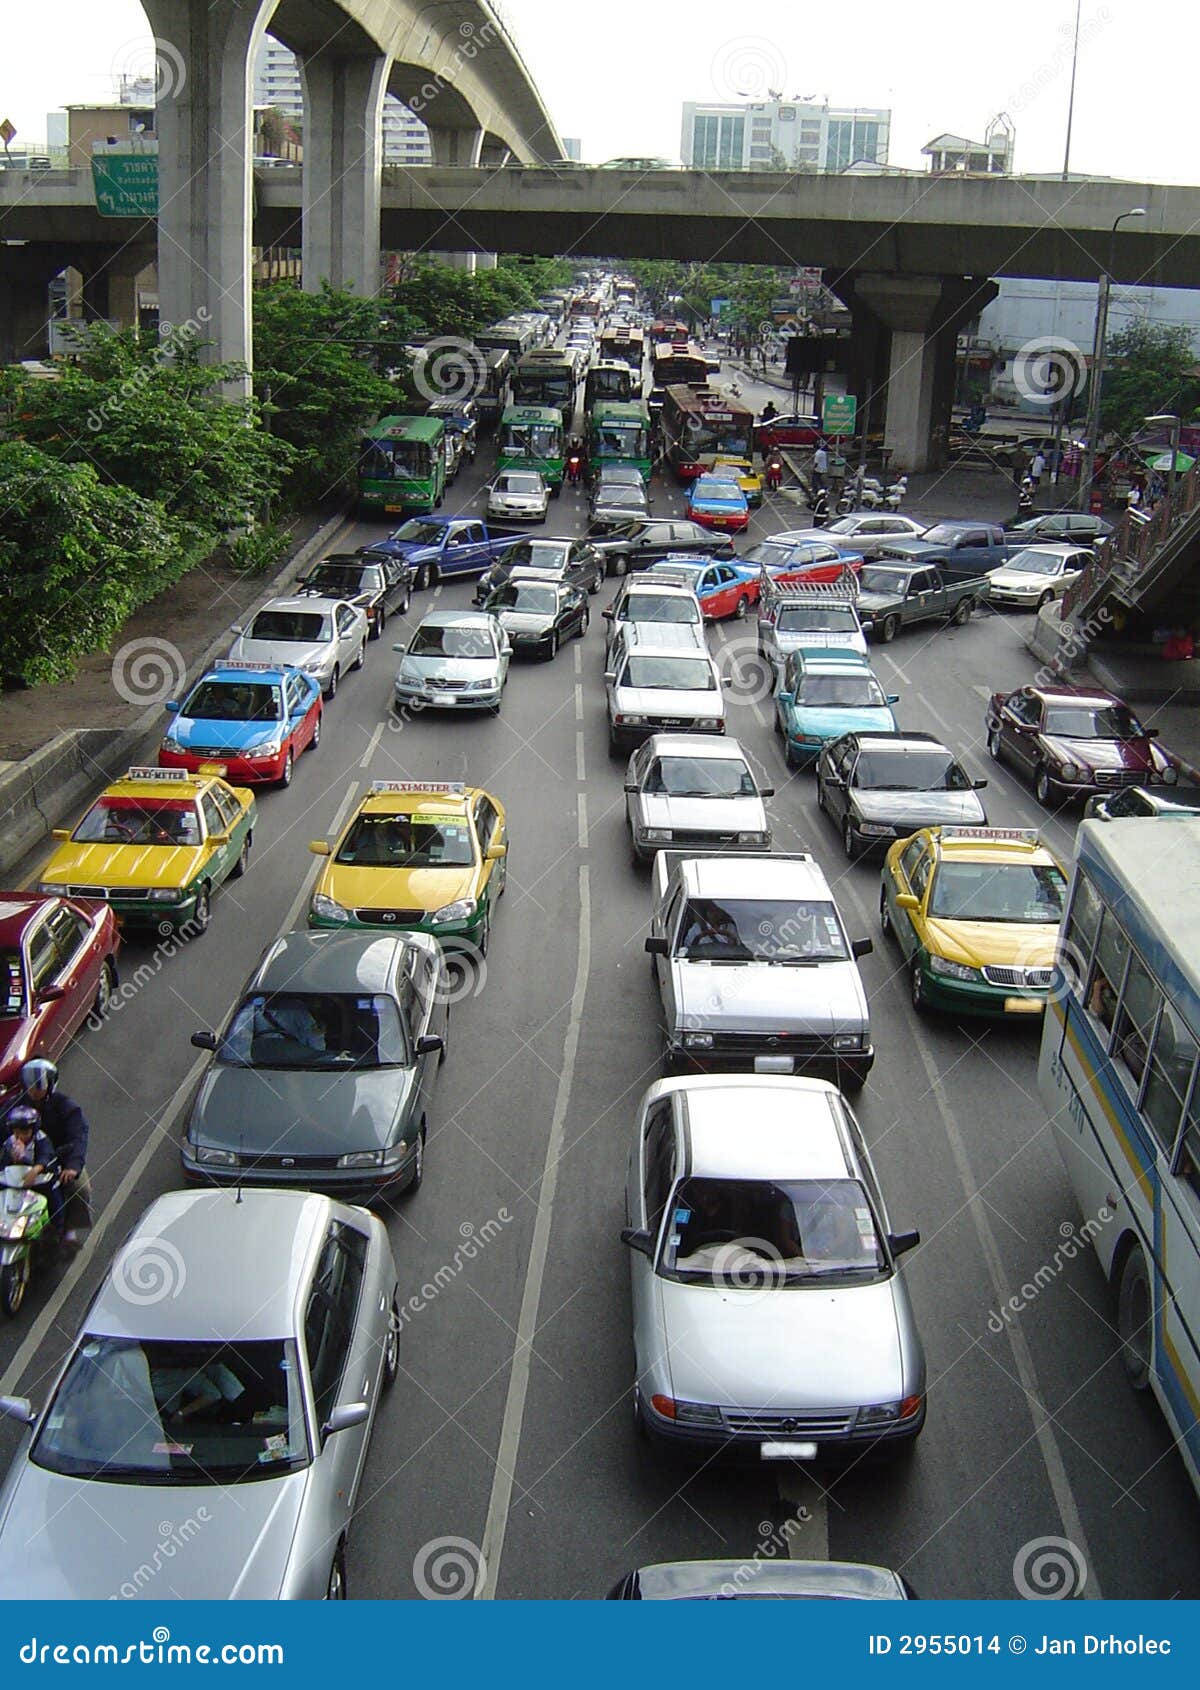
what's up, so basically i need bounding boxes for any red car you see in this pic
[0,894,119,1106]
[755,412,822,453]
[985,684,1179,807]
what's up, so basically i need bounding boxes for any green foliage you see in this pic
[1101,320,1200,444]
[225,521,291,576]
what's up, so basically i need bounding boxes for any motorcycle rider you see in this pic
[17,1059,90,1239]
[1,1103,64,1235]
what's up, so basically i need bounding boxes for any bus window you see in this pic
[1179,1097,1200,1198]
[1064,867,1103,972]
[1112,951,1161,1104]
[1085,907,1124,1036]
[1145,999,1199,1154]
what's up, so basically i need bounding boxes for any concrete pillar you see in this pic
[141,0,272,394]
[0,248,69,362]
[479,137,512,169]
[298,49,388,297]
[76,244,156,330]
[475,252,498,270]
[428,127,484,166]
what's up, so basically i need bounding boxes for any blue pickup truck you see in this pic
[364,516,528,590]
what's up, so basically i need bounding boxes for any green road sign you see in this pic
[91,152,158,218]
[822,394,857,436]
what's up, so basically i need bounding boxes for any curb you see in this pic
[0,508,352,883]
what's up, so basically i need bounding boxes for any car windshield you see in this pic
[497,473,543,494]
[854,750,972,792]
[645,756,755,798]
[796,674,885,707]
[693,479,742,502]
[408,624,495,659]
[502,540,570,571]
[776,607,857,633]
[336,811,474,868]
[393,519,444,544]
[181,681,282,723]
[928,861,1067,923]
[599,467,641,486]
[858,567,911,594]
[1,951,25,1018]
[1005,551,1063,576]
[74,797,201,847]
[920,525,971,546]
[619,595,699,624]
[597,486,645,507]
[218,990,410,1069]
[248,611,329,644]
[304,565,375,595]
[661,1177,884,1283]
[676,897,848,962]
[1043,704,1146,739]
[493,584,557,615]
[623,657,714,692]
[31,1336,309,1483]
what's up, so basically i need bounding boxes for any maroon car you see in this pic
[0,894,119,1106]
[985,685,1178,806]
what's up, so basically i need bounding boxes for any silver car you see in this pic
[602,578,705,663]
[394,609,510,715]
[621,1074,925,1461]
[772,515,928,561]
[606,643,725,754]
[645,851,874,1088]
[624,734,772,863]
[0,1187,399,1597]
[986,543,1090,610]
[487,470,550,523]
[229,596,368,700]
[183,930,448,1199]
[757,586,869,669]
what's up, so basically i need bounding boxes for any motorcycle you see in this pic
[859,474,909,511]
[0,1165,57,1318]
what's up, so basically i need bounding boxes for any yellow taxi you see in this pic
[712,455,764,507]
[307,780,507,956]
[879,826,1068,1017]
[38,765,256,936]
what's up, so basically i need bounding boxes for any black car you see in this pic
[482,576,589,659]
[295,552,412,639]
[816,731,988,858]
[1004,510,1114,541]
[472,536,605,604]
[592,519,736,577]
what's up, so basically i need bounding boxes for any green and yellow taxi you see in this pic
[712,455,764,507]
[307,780,508,957]
[38,765,256,935]
[879,826,1068,1018]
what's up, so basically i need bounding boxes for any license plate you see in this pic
[385,505,403,513]
[754,1054,795,1074]
[761,1441,818,1461]
[1004,997,1044,1014]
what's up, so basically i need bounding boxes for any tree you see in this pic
[1100,319,1200,445]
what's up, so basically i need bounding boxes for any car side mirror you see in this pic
[825,772,845,787]
[602,608,614,619]
[851,938,873,960]
[190,1030,218,1051]
[759,786,775,799]
[208,833,230,847]
[895,893,920,912]
[1144,726,1159,738]
[164,700,180,714]
[620,1226,654,1258]
[231,624,244,635]
[603,670,616,683]
[486,842,507,861]
[51,829,71,841]
[415,1034,444,1056]
[860,620,873,636]
[323,1401,369,1438]
[0,1395,35,1426]
[888,1229,921,1257]
[973,778,988,790]
[308,840,331,856]
[644,936,669,956]
[35,986,66,1004]
[623,782,638,793]
[886,694,900,705]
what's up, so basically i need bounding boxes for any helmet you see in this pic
[5,1104,39,1134]
[20,1058,57,1095]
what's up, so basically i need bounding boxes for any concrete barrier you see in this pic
[0,508,351,883]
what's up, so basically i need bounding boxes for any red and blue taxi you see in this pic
[0,894,120,1106]
[159,661,322,787]
[644,555,762,621]
[684,475,751,534]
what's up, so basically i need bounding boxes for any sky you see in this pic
[1,0,1195,184]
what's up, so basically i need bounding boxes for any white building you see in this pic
[680,99,890,172]
[252,36,431,165]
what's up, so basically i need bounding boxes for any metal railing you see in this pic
[1061,462,1200,625]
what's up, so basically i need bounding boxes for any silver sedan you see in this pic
[229,595,369,700]
[621,1074,925,1462]
[623,734,772,863]
[0,1188,398,1598]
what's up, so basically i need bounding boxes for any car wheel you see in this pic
[578,609,590,638]
[0,1260,30,1319]
[987,725,1003,761]
[309,715,321,751]
[879,886,893,938]
[352,643,366,672]
[382,1296,400,1388]
[951,596,973,625]
[733,594,750,620]
[279,748,294,788]
[400,590,411,615]
[326,667,339,700]
[1034,766,1054,806]
[326,1544,347,1600]
[1037,589,1055,610]
[589,571,602,595]
[1116,1245,1152,1390]
[192,884,211,935]
[613,554,628,577]
[230,834,251,879]
[476,907,491,960]
[376,608,386,637]
[878,613,899,644]
[92,959,116,1021]
[546,631,559,660]
[910,962,929,1016]
[406,1123,426,1194]
[842,817,859,860]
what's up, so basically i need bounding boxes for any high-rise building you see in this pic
[252,36,432,165]
[680,100,890,172]
[561,136,582,161]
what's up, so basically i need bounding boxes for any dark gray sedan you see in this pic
[182,930,448,1200]
[817,731,988,858]
[482,576,589,659]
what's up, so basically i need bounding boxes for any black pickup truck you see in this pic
[857,554,995,643]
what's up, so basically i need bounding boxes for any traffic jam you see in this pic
[1,272,1198,1603]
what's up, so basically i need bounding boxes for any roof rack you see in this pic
[759,563,860,604]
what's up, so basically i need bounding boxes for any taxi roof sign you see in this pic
[938,827,1042,845]
[370,781,466,795]
[212,660,286,675]
[125,766,193,783]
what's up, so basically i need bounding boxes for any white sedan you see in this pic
[987,543,1091,610]
[487,470,550,524]
[623,734,772,863]
[229,596,368,699]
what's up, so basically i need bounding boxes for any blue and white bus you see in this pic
[1039,816,1200,1494]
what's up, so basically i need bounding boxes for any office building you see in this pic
[680,99,890,171]
[252,36,431,164]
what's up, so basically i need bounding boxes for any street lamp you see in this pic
[1077,207,1146,511]
[1145,412,1182,507]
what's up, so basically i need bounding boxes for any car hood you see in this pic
[924,917,1059,970]
[671,959,867,1033]
[1042,734,1165,774]
[989,567,1057,590]
[324,862,476,912]
[639,795,765,832]
[614,684,725,720]
[785,705,897,740]
[171,716,282,752]
[400,655,500,682]
[230,636,329,672]
[490,493,545,509]
[0,1463,309,1599]
[495,610,554,635]
[856,590,907,613]
[658,1277,903,1407]
[42,843,201,892]
[190,1065,413,1154]
[852,791,987,826]
[374,540,441,563]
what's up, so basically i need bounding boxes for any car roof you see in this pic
[258,595,344,613]
[1026,684,1120,704]
[355,780,476,818]
[795,651,872,673]
[850,731,943,751]
[101,767,221,801]
[678,851,830,899]
[415,609,495,628]
[86,1189,334,1342]
[644,733,746,759]
[679,1079,853,1181]
[0,894,58,944]
[622,639,711,658]
[1002,542,1089,558]
[252,927,432,995]
[622,578,697,596]
[922,826,1062,868]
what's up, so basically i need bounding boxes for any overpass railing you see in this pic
[1061,462,1200,627]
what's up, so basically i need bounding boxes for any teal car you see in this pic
[774,651,900,769]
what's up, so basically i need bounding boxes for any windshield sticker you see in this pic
[854,1207,874,1234]
[422,816,466,829]
[257,1434,291,1464]
[153,1442,193,1456]
[673,1208,691,1225]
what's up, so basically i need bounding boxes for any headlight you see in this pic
[684,1032,713,1049]
[310,893,350,923]
[4,1214,29,1239]
[38,881,64,896]
[148,887,183,903]
[1160,765,1178,785]
[302,659,326,675]
[433,898,477,924]
[1056,759,1081,782]
[929,954,982,982]
[857,821,894,837]
[337,1149,384,1169]
[614,713,646,726]
[194,1146,239,1167]
[466,677,497,692]
[252,740,282,760]
[674,1401,723,1426]
[640,828,671,842]
[696,717,722,731]
[398,665,421,685]
[857,1401,902,1426]
[737,830,768,845]
[832,1033,864,1051]
[161,736,184,754]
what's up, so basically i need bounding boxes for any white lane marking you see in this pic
[777,1470,831,1561]
[573,683,584,723]
[477,865,592,1598]
[358,720,385,768]
[573,643,582,676]
[972,684,992,699]
[576,732,586,784]
[0,777,364,1399]
[577,792,588,849]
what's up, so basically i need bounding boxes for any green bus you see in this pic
[357,415,447,516]
[584,361,635,412]
[497,404,566,491]
[585,399,652,482]
[511,351,577,414]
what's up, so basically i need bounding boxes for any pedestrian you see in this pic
[811,438,829,496]
[1029,449,1047,490]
